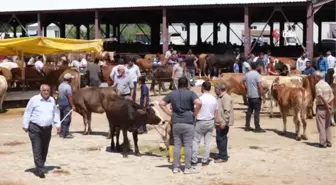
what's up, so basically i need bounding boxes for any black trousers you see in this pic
[246,98,262,129]
[28,122,52,170]
[326,68,334,86]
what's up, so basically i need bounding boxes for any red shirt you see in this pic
[267,63,276,75]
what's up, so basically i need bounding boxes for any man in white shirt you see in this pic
[326,51,335,85]
[165,46,173,59]
[34,56,44,74]
[296,52,309,73]
[192,81,218,166]
[22,84,60,178]
[127,58,141,101]
[110,63,129,82]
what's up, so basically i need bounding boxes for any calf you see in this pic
[271,77,308,141]
[150,65,173,95]
[105,99,162,157]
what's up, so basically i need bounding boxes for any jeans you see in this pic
[246,98,262,129]
[59,104,72,137]
[186,67,195,79]
[216,126,229,160]
[192,120,214,163]
[89,79,101,87]
[28,123,52,170]
[173,123,194,169]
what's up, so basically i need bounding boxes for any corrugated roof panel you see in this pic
[0,0,307,12]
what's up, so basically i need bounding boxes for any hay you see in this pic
[52,169,71,175]
[3,141,25,146]
[0,67,12,81]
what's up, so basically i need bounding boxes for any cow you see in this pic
[149,65,173,95]
[105,99,162,157]
[100,63,116,86]
[136,58,153,74]
[198,53,208,78]
[301,75,321,119]
[206,50,243,78]
[44,68,80,96]
[271,77,308,141]
[73,86,119,135]
[0,75,8,113]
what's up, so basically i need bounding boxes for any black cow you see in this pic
[105,99,162,158]
[206,50,243,77]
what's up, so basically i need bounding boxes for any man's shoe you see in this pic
[36,169,45,178]
[214,159,228,163]
[319,144,327,148]
[184,167,198,174]
[64,134,74,139]
[254,128,266,133]
[244,127,253,131]
[201,160,211,166]
[172,168,181,174]
[327,143,332,147]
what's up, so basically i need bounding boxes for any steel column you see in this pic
[185,22,190,46]
[37,13,42,36]
[112,24,117,37]
[306,3,314,59]
[244,7,250,58]
[95,10,100,39]
[60,24,65,38]
[76,24,81,39]
[197,22,202,45]
[269,22,274,46]
[213,22,218,45]
[317,21,322,44]
[279,21,284,46]
[105,24,110,38]
[43,26,47,37]
[13,26,17,38]
[162,8,168,54]
[226,23,230,43]
[86,24,90,40]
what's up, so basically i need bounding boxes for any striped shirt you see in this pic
[315,80,333,106]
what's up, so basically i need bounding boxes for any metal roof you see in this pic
[0,0,307,13]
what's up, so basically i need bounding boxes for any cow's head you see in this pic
[138,104,162,125]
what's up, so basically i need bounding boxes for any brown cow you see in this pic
[198,53,208,78]
[100,63,116,86]
[73,86,120,135]
[105,99,162,157]
[301,75,320,119]
[269,56,296,70]
[150,66,173,95]
[136,58,153,73]
[271,77,308,141]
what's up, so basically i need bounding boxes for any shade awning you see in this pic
[0,37,104,55]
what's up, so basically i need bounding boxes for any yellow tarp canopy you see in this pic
[0,37,104,56]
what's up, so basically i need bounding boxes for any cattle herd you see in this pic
[0,50,335,157]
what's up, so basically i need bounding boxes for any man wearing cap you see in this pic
[58,73,75,138]
[112,65,134,99]
[314,71,334,148]
[326,51,335,85]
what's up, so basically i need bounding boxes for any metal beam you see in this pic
[250,9,276,52]
[95,10,101,39]
[136,23,151,42]
[244,6,250,58]
[37,13,42,36]
[162,8,168,54]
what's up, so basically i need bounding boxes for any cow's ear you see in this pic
[136,109,146,115]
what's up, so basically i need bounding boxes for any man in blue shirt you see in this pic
[58,73,75,139]
[233,60,240,73]
[22,84,60,178]
[317,53,328,79]
[138,76,149,134]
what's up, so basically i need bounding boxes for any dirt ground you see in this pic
[0,86,335,185]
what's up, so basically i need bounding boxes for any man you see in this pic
[315,71,334,148]
[127,58,141,101]
[255,52,265,74]
[317,53,328,79]
[22,84,60,178]
[165,46,173,60]
[159,77,201,174]
[302,60,316,76]
[191,81,218,166]
[242,57,251,74]
[296,52,309,73]
[243,62,265,132]
[110,61,129,82]
[113,65,134,99]
[88,57,102,87]
[326,51,335,85]
[184,49,198,78]
[172,59,184,90]
[266,56,278,75]
[79,54,89,87]
[58,73,75,138]
[233,60,239,73]
[34,55,44,74]
[214,82,234,163]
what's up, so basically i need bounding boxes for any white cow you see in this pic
[0,75,8,112]
[0,61,18,70]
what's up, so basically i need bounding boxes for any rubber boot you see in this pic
[168,145,185,163]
